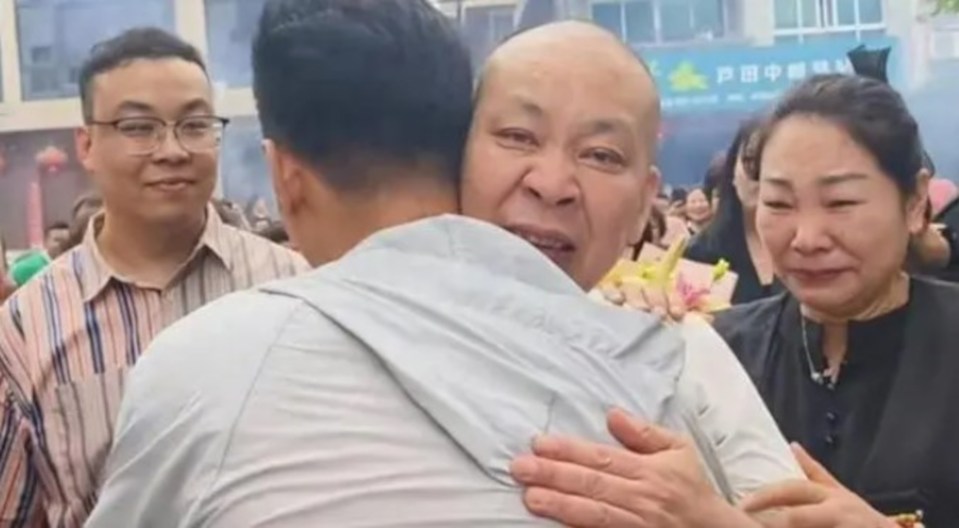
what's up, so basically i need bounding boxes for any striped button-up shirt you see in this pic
[0,208,308,527]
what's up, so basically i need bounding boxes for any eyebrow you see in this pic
[819,173,869,186]
[505,95,545,119]
[114,98,212,117]
[764,172,870,189]
[115,100,155,115]
[578,118,634,139]
[181,98,213,114]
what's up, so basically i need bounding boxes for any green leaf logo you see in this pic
[669,62,709,93]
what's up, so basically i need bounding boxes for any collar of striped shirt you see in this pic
[77,204,234,303]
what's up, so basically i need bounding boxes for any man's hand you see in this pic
[742,444,896,528]
[599,283,687,322]
[509,408,757,527]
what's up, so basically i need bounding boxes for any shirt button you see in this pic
[825,434,840,447]
[826,412,838,424]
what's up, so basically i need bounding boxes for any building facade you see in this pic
[0,0,269,249]
[0,0,951,249]
[439,0,951,186]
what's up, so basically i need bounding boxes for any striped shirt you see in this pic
[0,208,308,527]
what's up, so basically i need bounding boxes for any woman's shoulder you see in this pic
[713,294,787,330]
[712,294,787,351]
[911,276,959,317]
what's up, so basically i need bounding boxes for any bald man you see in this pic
[91,6,801,526]
[483,23,896,528]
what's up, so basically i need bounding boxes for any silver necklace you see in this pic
[800,315,833,388]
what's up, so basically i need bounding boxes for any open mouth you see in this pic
[507,225,576,265]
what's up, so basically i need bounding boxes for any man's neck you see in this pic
[302,180,458,266]
[96,209,207,289]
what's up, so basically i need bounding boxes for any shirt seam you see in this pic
[185,296,307,523]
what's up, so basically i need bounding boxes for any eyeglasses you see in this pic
[89,115,230,155]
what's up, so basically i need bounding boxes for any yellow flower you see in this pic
[712,259,730,283]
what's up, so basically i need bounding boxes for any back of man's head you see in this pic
[252,0,473,191]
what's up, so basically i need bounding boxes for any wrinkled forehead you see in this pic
[482,49,651,107]
[476,52,659,145]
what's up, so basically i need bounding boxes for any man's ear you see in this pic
[629,165,662,245]
[263,139,307,219]
[908,169,932,236]
[75,126,94,175]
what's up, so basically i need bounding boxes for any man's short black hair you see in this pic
[252,0,473,191]
[78,27,207,123]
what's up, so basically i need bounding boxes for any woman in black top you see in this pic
[715,74,959,525]
[685,120,781,304]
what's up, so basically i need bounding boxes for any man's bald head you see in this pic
[476,20,661,153]
[461,20,665,290]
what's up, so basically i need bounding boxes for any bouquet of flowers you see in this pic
[597,237,736,314]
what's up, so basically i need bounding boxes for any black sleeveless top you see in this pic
[714,278,959,526]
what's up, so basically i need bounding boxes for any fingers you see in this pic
[790,443,841,488]
[619,284,687,322]
[607,408,685,454]
[639,286,677,322]
[740,481,830,514]
[621,283,651,312]
[778,504,858,528]
[638,286,665,319]
[511,454,643,509]
[600,284,626,306]
[522,435,645,480]
[522,486,645,528]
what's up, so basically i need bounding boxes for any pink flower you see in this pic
[675,273,711,311]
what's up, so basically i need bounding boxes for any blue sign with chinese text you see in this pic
[639,37,900,115]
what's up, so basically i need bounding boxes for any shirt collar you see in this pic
[343,215,584,296]
[78,204,234,302]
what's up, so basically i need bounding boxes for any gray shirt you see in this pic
[86,216,800,528]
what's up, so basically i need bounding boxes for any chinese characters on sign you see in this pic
[641,37,898,114]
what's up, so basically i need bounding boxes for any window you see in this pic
[858,0,882,24]
[460,5,515,63]
[775,0,798,29]
[16,0,175,100]
[801,0,817,28]
[591,0,729,45]
[660,2,695,42]
[593,2,622,35]
[204,0,268,88]
[489,9,514,43]
[773,0,884,43]
[835,0,856,26]
[467,5,514,46]
[624,1,655,43]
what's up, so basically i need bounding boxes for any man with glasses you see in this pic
[0,27,306,528]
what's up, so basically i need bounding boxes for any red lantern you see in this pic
[35,145,68,175]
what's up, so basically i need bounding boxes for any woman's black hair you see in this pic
[627,208,666,260]
[751,74,924,196]
[670,188,688,204]
[702,154,725,203]
[689,119,761,253]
